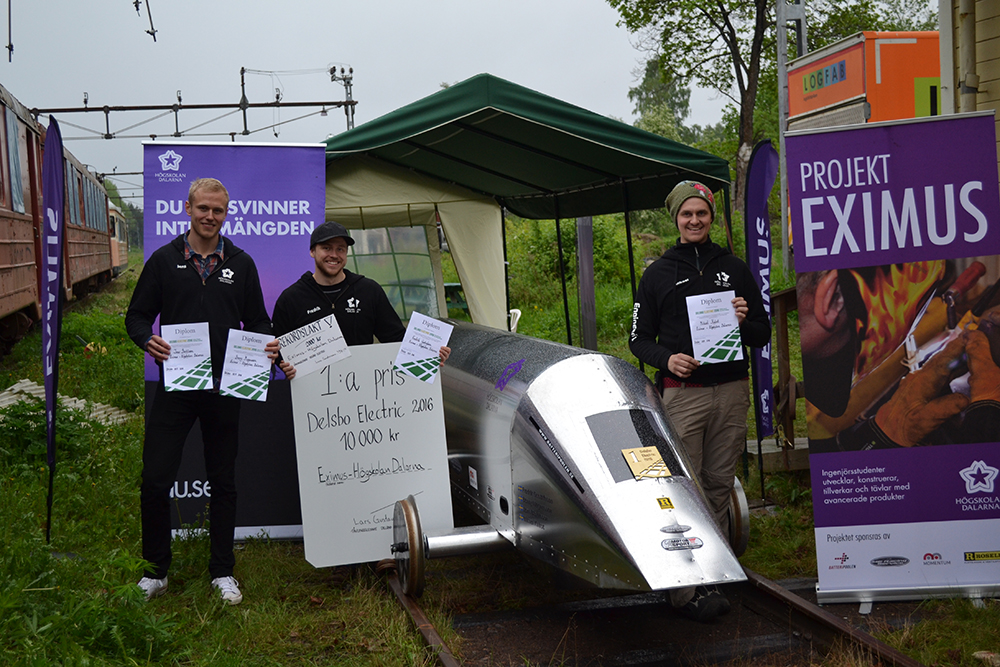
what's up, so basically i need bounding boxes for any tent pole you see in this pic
[722,184,749,481]
[502,207,511,330]
[554,201,573,346]
[621,179,642,372]
[722,187,735,254]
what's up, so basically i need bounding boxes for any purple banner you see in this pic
[142,142,326,537]
[143,142,326,380]
[42,118,65,471]
[787,114,1000,273]
[745,140,779,437]
[789,114,1000,601]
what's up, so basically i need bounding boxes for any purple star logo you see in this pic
[158,150,183,171]
[959,460,998,494]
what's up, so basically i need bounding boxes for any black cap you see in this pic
[310,221,355,248]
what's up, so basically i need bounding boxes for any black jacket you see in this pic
[629,239,771,385]
[125,235,271,378]
[271,269,405,346]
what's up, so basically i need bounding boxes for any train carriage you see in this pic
[0,81,115,350]
[61,149,112,297]
[108,202,129,277]
[0,84,41,346]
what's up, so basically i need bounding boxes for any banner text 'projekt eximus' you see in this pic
[797,152,988,264]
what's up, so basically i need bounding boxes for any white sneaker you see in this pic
[211,576,243,605]
[137,576,168,600]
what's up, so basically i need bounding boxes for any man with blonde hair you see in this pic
[126,177,277,605]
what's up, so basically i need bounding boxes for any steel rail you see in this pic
[740,568,925,667]
[383,566,462,667]
[384,555,925,667]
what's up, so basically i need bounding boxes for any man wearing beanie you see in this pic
[629,180,770,621]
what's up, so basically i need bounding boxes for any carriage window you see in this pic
[64,162,77,226]
[5,108,24,214]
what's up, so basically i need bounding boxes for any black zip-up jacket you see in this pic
[271,269,405,346]
[629,239,770,386]
[125,235,272,379]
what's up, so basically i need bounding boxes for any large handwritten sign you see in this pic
[290,343,454,567]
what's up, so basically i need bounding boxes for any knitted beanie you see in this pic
[665,180,716,223]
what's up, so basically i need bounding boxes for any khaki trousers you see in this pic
[661,378,749,607]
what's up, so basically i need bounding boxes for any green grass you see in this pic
[0,256,145,413]
[1,245,996,666]
[0,261,453,666]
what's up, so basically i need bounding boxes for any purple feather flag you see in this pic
[41,117,65,540]
[745,140,779,437]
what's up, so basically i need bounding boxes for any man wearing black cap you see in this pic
[271,221,448,376]
[629,180,770,621]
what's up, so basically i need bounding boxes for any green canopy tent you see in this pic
[324,73,731,335]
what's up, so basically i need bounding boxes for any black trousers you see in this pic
[141,384,241,579]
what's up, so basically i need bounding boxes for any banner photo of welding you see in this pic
[786,112,1000,603]
[290,343,453,567]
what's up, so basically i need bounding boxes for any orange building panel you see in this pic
[789,42,866,118]
[788,31,940,123]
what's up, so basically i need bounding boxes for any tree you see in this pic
[806,0,937,51]
[630,60,691,124]
[103,180,124,210]
[123,201,143,249]
[609,0,773,212]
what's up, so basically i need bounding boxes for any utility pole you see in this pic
[777,0,808,279]
[330,66,355,130]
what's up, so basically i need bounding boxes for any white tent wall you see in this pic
[325,156,506,330]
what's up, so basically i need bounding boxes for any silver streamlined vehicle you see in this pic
[392,321,748,596]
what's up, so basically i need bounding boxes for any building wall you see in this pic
[950,1,1000,173]
[976,1,1000,167]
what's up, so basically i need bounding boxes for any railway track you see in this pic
[385,564,924,666]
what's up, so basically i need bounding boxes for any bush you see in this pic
[0,398,94,469]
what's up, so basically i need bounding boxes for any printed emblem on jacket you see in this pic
[219,268,235,285]
[713,270,731,288]
[344,297,361,313]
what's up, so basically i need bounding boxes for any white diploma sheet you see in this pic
[277,314,351,379]
[219,329,271,401]
[162,322,213,392]
[685,290,744,364]
[393,312,453,384]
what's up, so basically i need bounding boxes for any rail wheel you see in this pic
[728,476,750,556]
[391,495,426,597]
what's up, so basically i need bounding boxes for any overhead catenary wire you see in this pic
[56,106,330,142]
